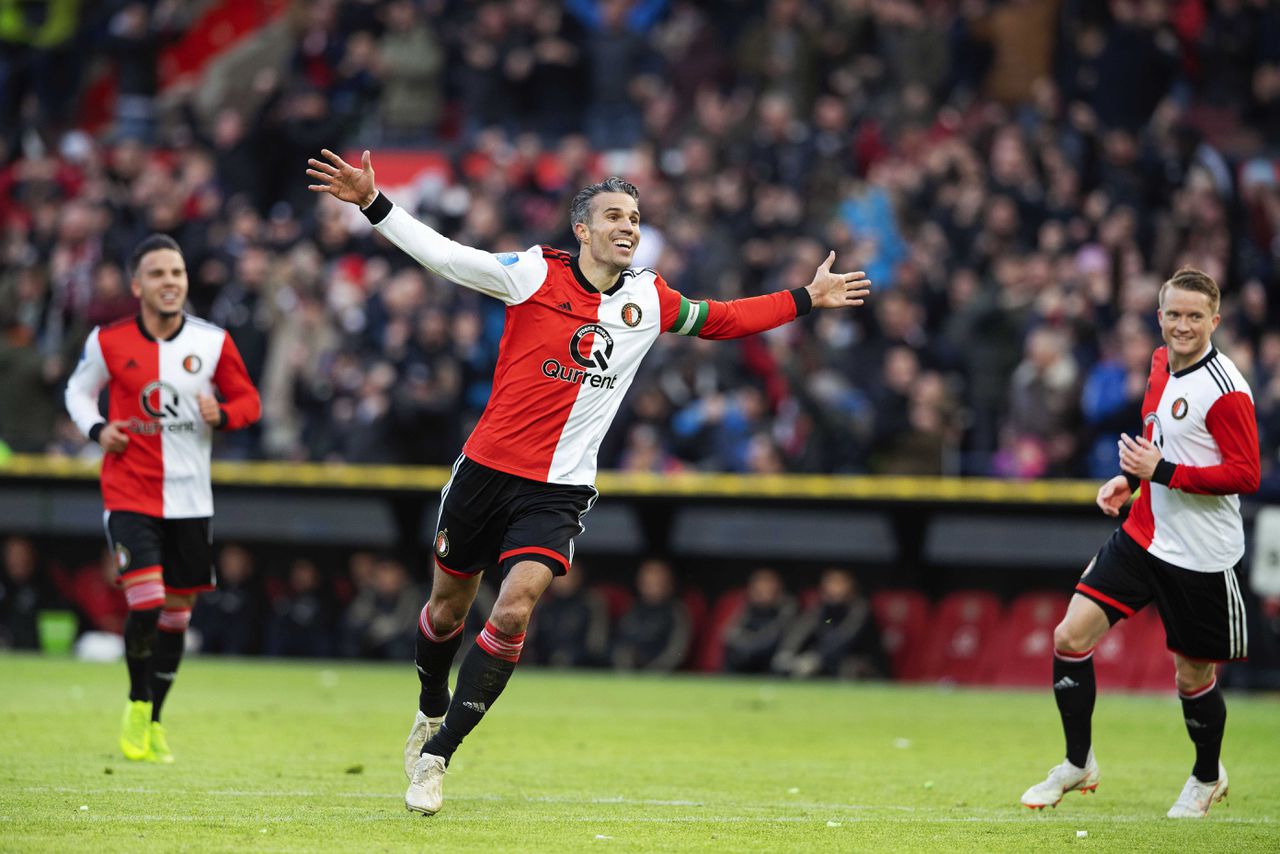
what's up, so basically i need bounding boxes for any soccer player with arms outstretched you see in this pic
[307,149,871,815]
[65,235,261,763]
[1021,268,1260,818]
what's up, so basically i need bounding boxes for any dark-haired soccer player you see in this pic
[1020,268,1260,818]
[307,149,871,815]
[65,234,261,763]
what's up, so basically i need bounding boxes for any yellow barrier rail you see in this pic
[0,453,1101,504]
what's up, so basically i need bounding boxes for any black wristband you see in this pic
[361,191,393,225]
[790,287,813,317]
[88,422,105,444]
[216,408,228,430]
[1124,473,1140,492]
[1152,459,1177,487]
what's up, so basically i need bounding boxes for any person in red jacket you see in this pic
[307,148,871,816]
[64,233,261,764]
[1020,268,1260,818]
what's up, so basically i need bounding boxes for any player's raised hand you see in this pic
[1095,474,1132,517]
[98,421,130,454]
[806,252,871,310]
[306,149,377,208]
[1118,432,1162,480]
[198,393,223,426]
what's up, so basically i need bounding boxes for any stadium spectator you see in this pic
[375,0,445,144]
[612,558,692,672]
[191,544,265,656]
[722,567,796,674]
[341,554,420,659]
[772,568,887,680]
[0,536,47,650]
[526,561,610,668]
[265,558,338,658]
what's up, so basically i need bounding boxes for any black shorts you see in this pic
[105,511,216,594]
[432,456,597,578]
[1076,529,1247,662]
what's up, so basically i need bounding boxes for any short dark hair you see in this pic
[1159,266,1220,314]
[569,177,639,234]
[130,234,183,277]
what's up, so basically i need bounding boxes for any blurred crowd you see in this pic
[1,0,1279,488]
[0,534,888,678]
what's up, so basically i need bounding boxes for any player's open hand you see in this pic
[98,421,130,454]
[306,149,377,208]
[1095,474,1132,517]
[198,393,223,426]
[1118,433,1162,480]
[806,252,871,310]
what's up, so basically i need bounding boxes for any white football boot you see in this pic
[405,753,447,816]
[1020,750,1100,809]
[403,710,446,779]
[1167,763,1228,818]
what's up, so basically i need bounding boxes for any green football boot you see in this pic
[146,721,175,764]
[119,700,153,761]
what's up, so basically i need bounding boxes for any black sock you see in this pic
[1053,651,1096,768]
[422,638,517,763]
[1181,679,1226,783]
[149,629,185,722]
[416,624,464,717]
[124,608,161,702]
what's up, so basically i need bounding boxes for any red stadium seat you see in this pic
[870,589,931,680]
[909,590,1002,684]
[982,591,1071,686]
[681,588,709,671]
[1125,607,1178,692]
[695,589,746,672]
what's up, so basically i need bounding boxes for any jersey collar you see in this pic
[570,255,626,297]
[135,313,186,342]
[1169,345,1217,378]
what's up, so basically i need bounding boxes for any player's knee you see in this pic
[1175,664,1215,695]
[488,600,534,636]
[1053,620,1094,655]
[426,599,467,636]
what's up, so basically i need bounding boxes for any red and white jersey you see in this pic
[369,196,805,485]
[1123,345,1260,572]
[65,315,262,518]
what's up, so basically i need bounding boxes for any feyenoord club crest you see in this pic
[435,529,450,558]
[621,302,642,327]
[183,354,202,373]
[114,543,131,571]
[1171,397,1189,420]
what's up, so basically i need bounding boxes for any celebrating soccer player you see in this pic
[1020,268,1260,818]
[307,148,871,816]
[64,235,262,763]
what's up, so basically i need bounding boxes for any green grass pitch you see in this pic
[1,655,1277,852]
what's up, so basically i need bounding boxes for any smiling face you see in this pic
[575,191,640,272]
[131,247,188,319]
[1158,285,1219,368]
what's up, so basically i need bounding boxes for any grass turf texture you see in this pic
[1,656,1277,853]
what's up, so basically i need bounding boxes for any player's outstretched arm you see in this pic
[305,149,545,305]
[667,252,871,340]
[805,251,871,310]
